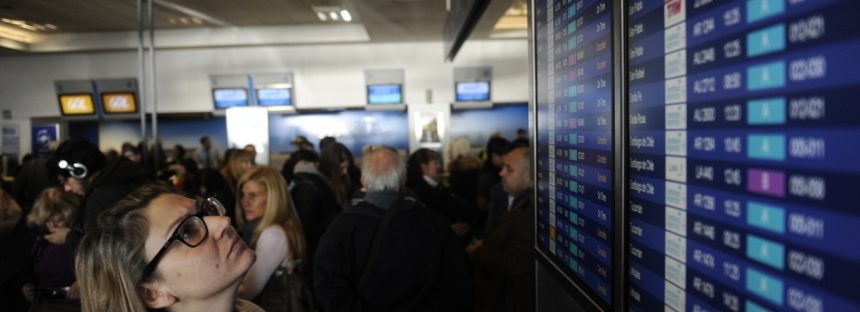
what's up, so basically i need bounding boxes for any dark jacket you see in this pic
[314,193,470,312]
[66,157,148,255]
[470,189,535,312]
[290,170,341,281]
[406,177,470,224]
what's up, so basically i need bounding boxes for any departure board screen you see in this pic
[628,0,860,311]
[534,0,615,309]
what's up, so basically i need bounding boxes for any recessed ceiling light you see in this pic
[0,17,57,32]
[340,10,352,22]
[316,12,327,21]
[329,12,339,21]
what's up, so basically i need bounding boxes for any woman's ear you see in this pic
[137,282,177,309]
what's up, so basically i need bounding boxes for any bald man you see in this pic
[314,146,470,312]
[466,146,535,312]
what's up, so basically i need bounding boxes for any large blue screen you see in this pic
[628,1,860,311]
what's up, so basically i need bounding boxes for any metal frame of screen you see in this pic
[531,0,627,311]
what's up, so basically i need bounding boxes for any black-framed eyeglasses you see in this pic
[140,197,226,281]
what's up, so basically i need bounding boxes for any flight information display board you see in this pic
[628,0,860,311]
[535,0,615,309]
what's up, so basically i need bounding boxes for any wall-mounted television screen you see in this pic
[58,93,97,116]
[367,84,403,104]
[213,88,249,109]
[256,87,292,106]
[101,92,138,114]
[455,81,490,102]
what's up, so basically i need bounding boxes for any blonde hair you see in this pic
[222,149,255,182]
[448,137,472,160]
[76,184,180,312]
[236,167,306,263]
[27,187,79,228]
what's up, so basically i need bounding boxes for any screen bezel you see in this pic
[57,93,97,116]
[100,91,139,114]
[454,80,491,102]
[212,87,250,109]
[366,84,403,105]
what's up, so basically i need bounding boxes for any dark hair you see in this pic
[280,149,319,184]
[173,144,186,159]
[406,148,439,188]
[318,143,352,204]
[319,137,337,151]
[51,139,107,179]
[199,136,210,144]
[485,137,510,157]
[509,138,530,150]
[483,137,510,170]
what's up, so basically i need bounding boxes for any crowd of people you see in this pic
[0,132,535,312]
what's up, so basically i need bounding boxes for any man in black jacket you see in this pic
[466,146,535,312]
[288,149,340,282]
[314,146,470,312]
[45,139,148,255]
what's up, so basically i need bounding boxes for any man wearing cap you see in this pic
[46,139,148,254]
[291,135,315,152]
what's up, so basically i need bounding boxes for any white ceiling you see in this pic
[0,0,522,55]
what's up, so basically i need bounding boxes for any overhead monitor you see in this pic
[212,88,249,109]
[256,87,292,106]
[533,0,615,310]
[101,92,138,114]
[628,1,860,312]
[58,93,97,116]
[455,81,490,102]
[367,84,403,104]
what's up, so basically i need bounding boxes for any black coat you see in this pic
[314,196,470,312]
[406,178,470,224]
[290,172,341,280]
[66,157,148,256]
[469,190,535,312]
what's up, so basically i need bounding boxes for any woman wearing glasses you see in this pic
[75,184,261,312]
[235,167,308,310]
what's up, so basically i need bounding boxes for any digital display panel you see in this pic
[256,87,292,106]
[628,1,860,311]
[212,88,249,109]
[534,0,614,309]
[58,93,96,116]
[101,92,138,114]
[367,84,403,104]
[455,81,491,102]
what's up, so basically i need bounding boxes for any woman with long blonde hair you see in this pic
[75,184,260,312]
[235,166,308,310]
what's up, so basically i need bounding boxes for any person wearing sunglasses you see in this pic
[75,184,261,312]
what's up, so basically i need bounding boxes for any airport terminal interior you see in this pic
[0,0,857,311]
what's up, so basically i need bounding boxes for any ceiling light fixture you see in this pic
[1,18,57,32]
[316,12,328,21]
[340,10,352,22]
[329,12,339,21]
